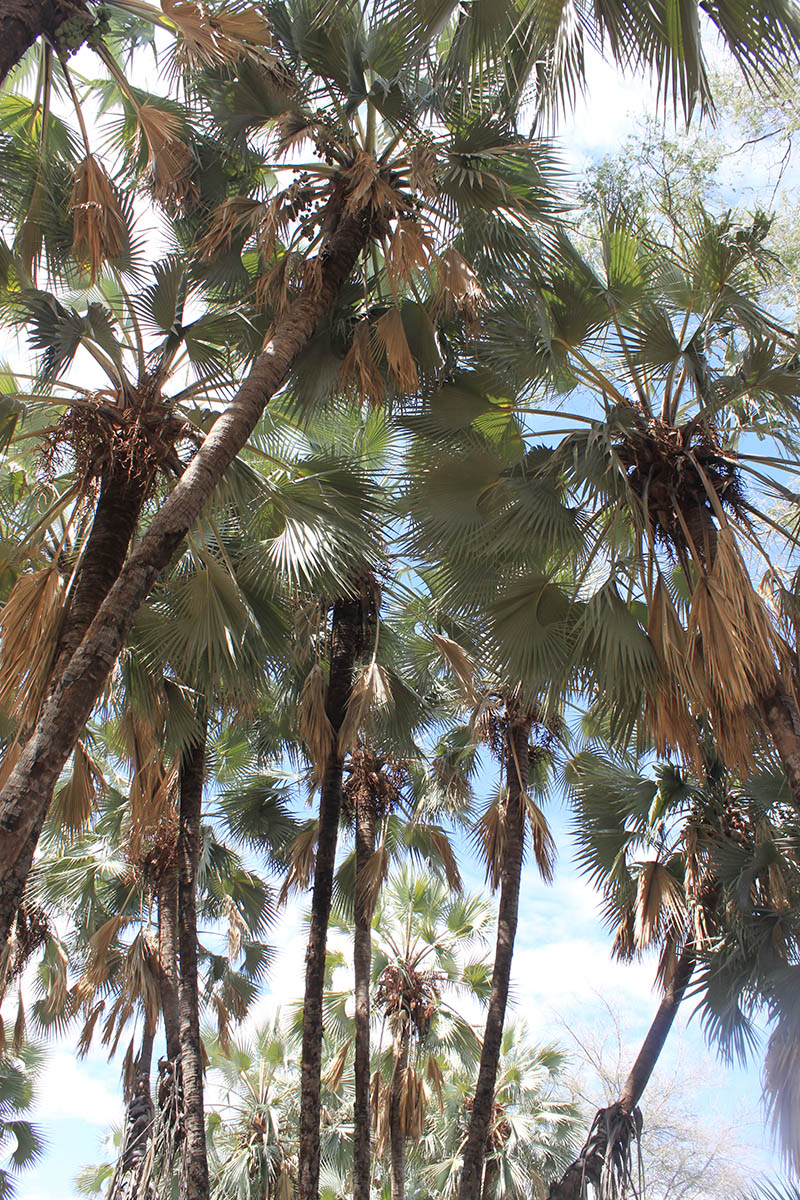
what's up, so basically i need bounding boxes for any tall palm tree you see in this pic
[0,0,565,953]
[483,204,800,802]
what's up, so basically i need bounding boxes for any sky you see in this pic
[5,23,799,1200]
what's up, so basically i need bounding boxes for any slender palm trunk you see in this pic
[458,713,531,1200]
[0,0,89,84]
[353,789,377,1200]
[546,944,696,1200]
[298,593,364,1200]
[177,720,208,1200]
[0,210,371,946]
[0,467,147,952]
[158,860,181,1065]
[119,1026,155,1180]
[389,1026,409,1200]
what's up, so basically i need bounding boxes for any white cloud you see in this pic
[31,1050,123,1126]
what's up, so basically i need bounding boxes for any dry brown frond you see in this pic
[433,248,483,332]
[764,1017,800,1175]
[408,144,438,197]
[162,0,273,68]
[85,914,127,989]
[373,306,418,394]
[223,893,249,962]
[475,799,504,892]
[633,860,685,951]
[432,633,480,707]
[521,792,555,883]
[356,845,389,919]
[278,822,319,905]
[386,219,436,287]
[426,1053,444,1110]
[414,824,461,891]
[136,104,194,207]
[298,662,334,777]
[343,150,403,217]
[372,1068,390,1155]
[322,1035,353,1094]
[0,565,64,726]
[70,156,127,283]
[399,1064,426,1139]
[611,907,636,961]
[76,1000,105,1059]
[197,196,270,260]
[339,320,386,407]
[338,662,393,756]
[52,740,104,834]
[12,992,25,1053]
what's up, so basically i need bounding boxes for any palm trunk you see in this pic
[389,1027,409,1200]
[119,1026,155,1179]
[177,720,208,1200]
[0,0,89,84]
[546,944,696,1200]
[158,860,181,1065]
[353,787,377,1200]
[298,593,364,1200]
[0,210,371,946]
[0,467,148,955]
[458,713,531,1200]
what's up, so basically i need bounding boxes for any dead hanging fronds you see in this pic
[339,320,386,407]
[278,822,319,905]
[338,662,393,756]
[222,893,249,963]
[136,104,195,208]
[322,1035,353,1094]
[632,860,686,952]
[161,0,274,69]
[433,248,483,332]
[764,1016,800,1175]
[385,218,436,287]
[372,1062,427,1155]
[475,797,506,892]
[356,844,390,920]
[522,791,556,883]
[0,564,64,725]
[70,156,127,283]
[51,739,105,834]
[373,306,418,394]
[432,633,480,707]
[298,662,334,777]
[343,150,406,218]
[85,914,127,990]
[407,143,438,197]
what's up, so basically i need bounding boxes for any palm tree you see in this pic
[547,745,800,1197]
[367,867,494,1200]
[421,1025,578,1200]
[483,203,800,802]
[0,0,565,955]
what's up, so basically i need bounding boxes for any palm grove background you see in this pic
[3,3,800,1199]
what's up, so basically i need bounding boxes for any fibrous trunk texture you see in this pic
[353,790,377,1200]
[122,1027,155,1175]
[547,944,696,1200]
[389,1027,410,1200]
[177,724,208,1200]
[0,210,371,946]
[0,0,89,84]
[298,593,364,1200]
[157,861,181,1065]
[0,467,147,950]
[458,714,531,1200]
